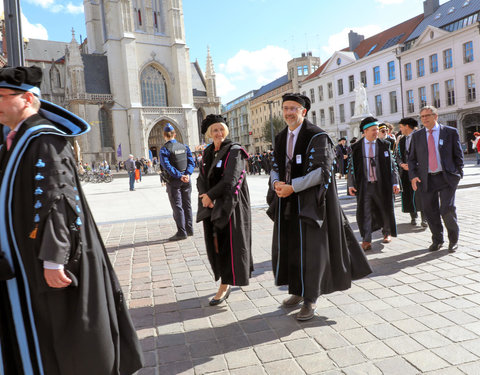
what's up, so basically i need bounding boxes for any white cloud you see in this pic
[21,13,49,40]
[222,46,292,85]
[215,73,236,99]
[24,0,84,14]
[322,25,384,57]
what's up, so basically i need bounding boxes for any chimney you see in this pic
[348,30,364,52]
[423,0,440,18]
[301,52,306,57]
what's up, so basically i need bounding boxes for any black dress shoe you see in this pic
[410,219,417,225]
[428,242,443,251]
[296,301,317,321]
[187,231,194,237]
[448,243,458,253]
[209,286,231,306]
[421,220,428,228]
[168,233,187,241]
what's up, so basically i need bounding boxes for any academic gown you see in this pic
[270,119,372,301]
[0,109,143,375]
[395,135,422,213]
[197,140,253,286]
[347,138,398,239]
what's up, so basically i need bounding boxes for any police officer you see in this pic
[160,123,195,241]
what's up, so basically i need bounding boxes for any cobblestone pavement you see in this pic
[96,162,480,375]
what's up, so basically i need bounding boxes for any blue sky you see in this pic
[9,0,447,103]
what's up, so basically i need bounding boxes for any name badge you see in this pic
[439,139,444,146]
[216,160,222,168]
[296,155,302,164]
[384,151,389,157]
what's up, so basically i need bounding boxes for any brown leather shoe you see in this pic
[282,295,303,307]
[296,302,316,321]
[383,235,392,243]
[361,241,372,251]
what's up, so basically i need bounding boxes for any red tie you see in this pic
[6,131,17,151]
[428,129,438,172]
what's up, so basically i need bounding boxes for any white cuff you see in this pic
[43,261,64,270]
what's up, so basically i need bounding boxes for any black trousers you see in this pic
[166,179,193,235]
[362,182,391,242]
[418,173,459,245]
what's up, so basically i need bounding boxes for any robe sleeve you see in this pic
[207,147,245,200]
[29,135,82,266]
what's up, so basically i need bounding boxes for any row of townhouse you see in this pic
[300,0,480,152]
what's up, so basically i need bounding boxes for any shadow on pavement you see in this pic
[131,297,336,374]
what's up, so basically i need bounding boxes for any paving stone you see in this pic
[254,342,291,363]
[193,355,227,374]
[438,326,478,342]
[423,368,466,375]
[229,365,266,375]
[263,359,304,375]
[224,348,260,369]
[188,340,222,358]
[357,340,396,360]
[432,345,479,365]
[342,363,382,375]
[458,361,480,375]
[384,335,425,355]
[296,352,337,374]
[411,330,453,348]
[403,350,450,372]
[365,323,403,339]
[373,357,419,375]
[314,329,350,350]
[341,328,377,345]
[284,338,322,357]
[391,318,430,334]
[328,346,366,367]
[461,338,480,357]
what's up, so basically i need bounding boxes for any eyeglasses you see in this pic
[282,106,303,112]
[0,92,23,101]
[420,113,435,119]
[379,130,387,133]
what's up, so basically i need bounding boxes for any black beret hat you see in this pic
[0,66,42,96]
[282,93,311,112]
[399,117,418,129]
[339,137,347,141]
[201,114,228,134]
[359,116,379,133]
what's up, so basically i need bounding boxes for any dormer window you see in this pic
[463,0,470,7]
[448,6,455,14]
[434,13,441,20]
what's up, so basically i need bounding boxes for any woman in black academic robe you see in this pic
[197,115,253,305]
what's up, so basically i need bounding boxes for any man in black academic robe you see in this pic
[347,117,400,251]
[335,137,348,178]
[0,66,143,375]
[395,117,427,227]
[270,93,372,321]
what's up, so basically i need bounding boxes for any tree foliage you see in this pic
[262,116,286,145]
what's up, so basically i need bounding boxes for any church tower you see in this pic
[205,46,217,100]
[82,0,197,158]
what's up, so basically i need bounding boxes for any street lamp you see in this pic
[395,44,405,119]
[264,100,275,149]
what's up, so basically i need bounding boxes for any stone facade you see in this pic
[12,0,220,163]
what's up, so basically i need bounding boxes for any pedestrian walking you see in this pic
[395,117,427,227]
[159,123,195,241]
[0,65,143,374]
[125,154,136,191]
[472,132,480,165]
[197,114,253,306]
[335,137,348,178]
[408,106,464,253]
[347,116,400,251]
[270,93,371,321]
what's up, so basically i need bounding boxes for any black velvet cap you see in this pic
[201,114,228,134]
[282,93,311,112]
[359,116,379,133]
[339,137,347,141]
[0,66,42,96]
[399,117,418,129]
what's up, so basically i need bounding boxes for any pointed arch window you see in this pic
[99,108,114,148]
[141,66,168,107]
[50,65,62,89]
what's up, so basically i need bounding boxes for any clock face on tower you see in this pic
[337,58,341,65]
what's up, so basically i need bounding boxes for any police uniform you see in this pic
[159,125,195,240]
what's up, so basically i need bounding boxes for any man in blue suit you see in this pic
[408,106,464,253]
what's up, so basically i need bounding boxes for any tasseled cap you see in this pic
[0,66,42,97]
[282,93,311,112]
[201,114,227,134]
[359,116,379,133]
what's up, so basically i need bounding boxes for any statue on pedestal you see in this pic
[354,82,369,117]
